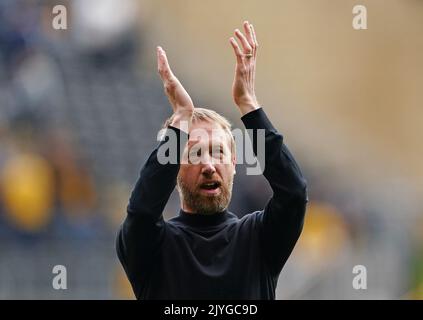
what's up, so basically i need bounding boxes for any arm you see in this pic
[230,22,308,275]
[242,108,308,275]
[116,46,193,288]
[116,126,187,286]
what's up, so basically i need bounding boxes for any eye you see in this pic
[211,146,224,159]
[188,148,198,157]
[188,147,202,164]
[213,146,223,153]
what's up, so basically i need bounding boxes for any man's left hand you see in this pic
[229,21,260,115]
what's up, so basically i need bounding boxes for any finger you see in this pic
[157,46,170,77]
[157,46,174,81]
[234,29,252,54]
[249,24,259,47]
[229,37,243,64]
[249,24,259,59]
[242,20,255,48]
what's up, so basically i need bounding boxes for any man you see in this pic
[116,21,308,299]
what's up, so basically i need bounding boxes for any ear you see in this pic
[232,154,237,175]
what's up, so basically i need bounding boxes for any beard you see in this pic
[177,174,234,215]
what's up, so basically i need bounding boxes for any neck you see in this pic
[181,202,226,215]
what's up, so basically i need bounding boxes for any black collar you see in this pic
[178,209,230,227]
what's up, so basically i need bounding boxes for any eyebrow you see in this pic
[187,141,226,151]
[187,139,224,146]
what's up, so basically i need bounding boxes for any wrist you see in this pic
[170,109,193,133]
[237,101,260,116]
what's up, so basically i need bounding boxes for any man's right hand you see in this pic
[157,46,194,132]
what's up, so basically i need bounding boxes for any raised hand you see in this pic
[157,46,194,130]
[229,21,260,115]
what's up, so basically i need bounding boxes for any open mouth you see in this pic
[199,181,221,193]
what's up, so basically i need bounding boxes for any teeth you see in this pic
[202,182,219,189]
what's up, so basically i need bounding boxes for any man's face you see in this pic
[177,120,236,214]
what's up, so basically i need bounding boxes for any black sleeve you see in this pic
[116,126,187,289]
[241,108,308,276]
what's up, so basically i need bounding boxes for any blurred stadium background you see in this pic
[0,0,422,299]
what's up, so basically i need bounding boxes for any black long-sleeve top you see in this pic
[116,108,308,299]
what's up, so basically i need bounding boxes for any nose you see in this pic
[201,161,216,177]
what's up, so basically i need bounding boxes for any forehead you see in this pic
[188,120,230,146]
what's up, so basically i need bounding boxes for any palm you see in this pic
[229,21,259,112]
[157,47,194,113]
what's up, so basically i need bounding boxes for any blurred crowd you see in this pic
[0,1,104,241]
[0,0,139,298]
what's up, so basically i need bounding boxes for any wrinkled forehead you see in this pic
[188,120,231,147]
